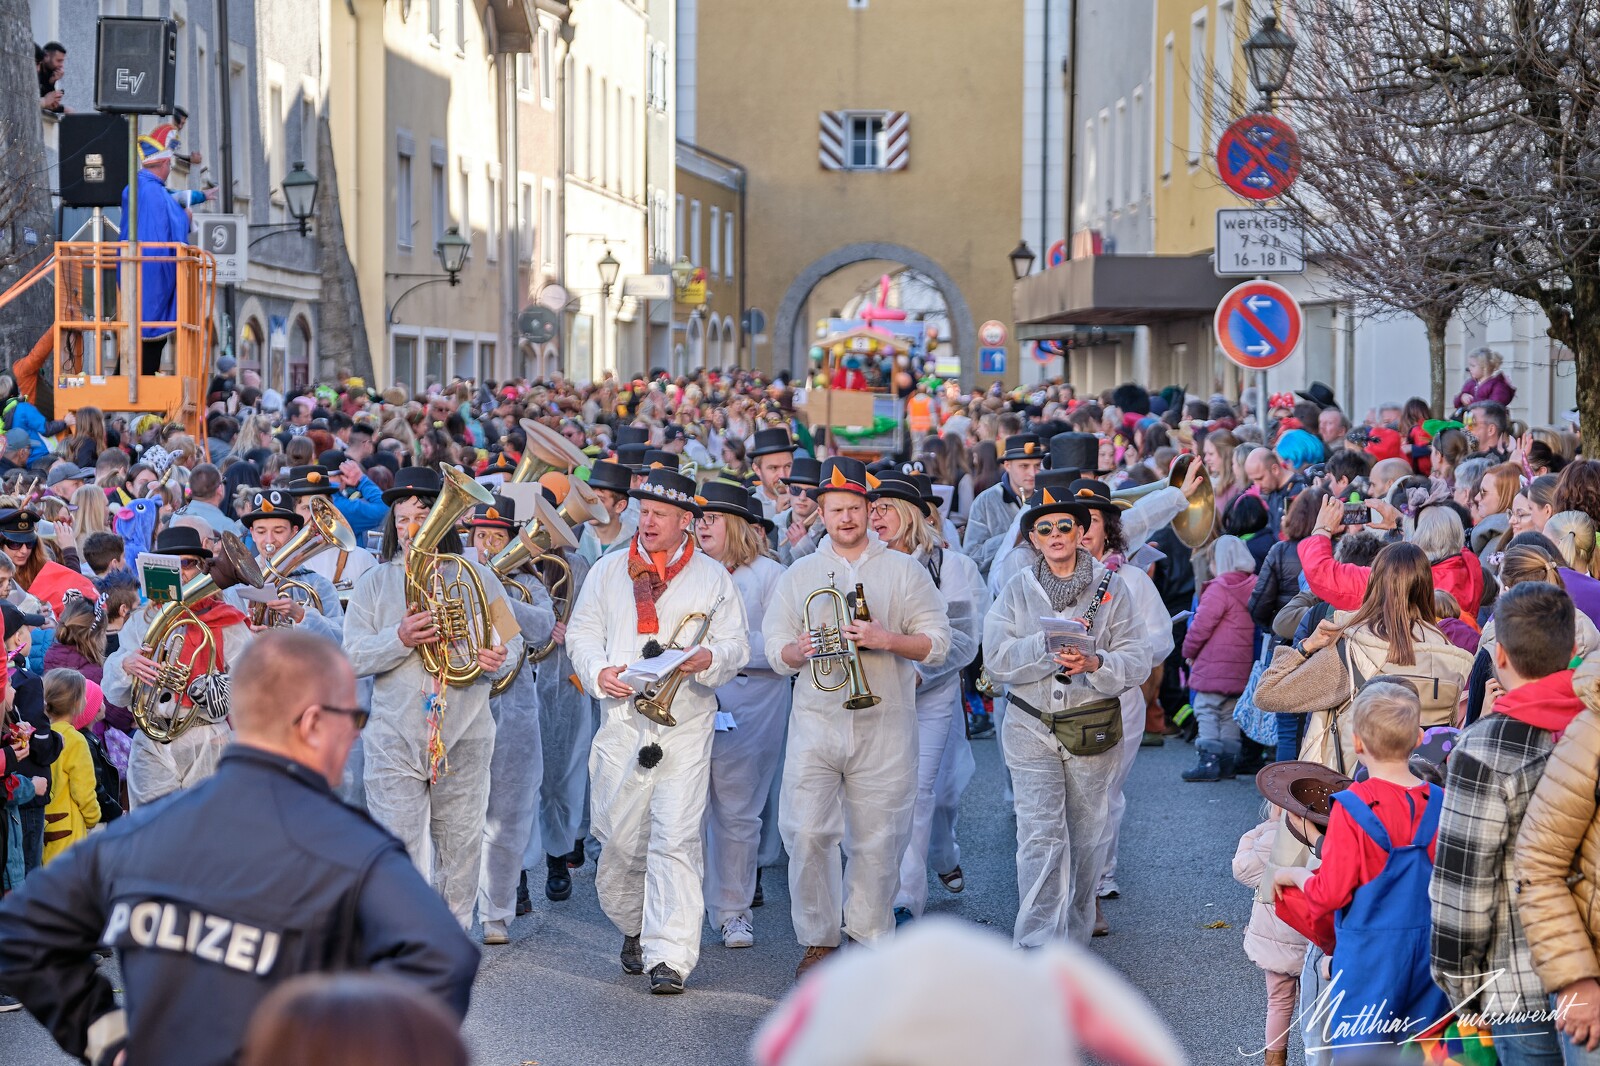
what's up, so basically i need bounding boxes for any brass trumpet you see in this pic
[635,595,725,727]
[803,580,880,710]
[251,496,358,627]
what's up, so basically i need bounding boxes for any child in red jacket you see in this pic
[1181,535,1258,782]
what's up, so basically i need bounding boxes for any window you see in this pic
[646,40,668,112]
[538,28,554,106]
[393,336,417,390]
[455,0,465,53]
[458,160,471,249]
[425,339,447,386]
[298,93,316,171]
[268,83,285,220]
[396,133,415,252]
[1132,87,1147,203]
[431,156,448,244]
[516,53,532,95]
[689,199,702,266]
[518,180,534,262]
[584,69,594,179]
[229,54,248,195]
[1162,35,1174,178]
[479,341,494,377]
[675,193,686,259]
[848,113,885,169]
[723,214,735,279]
[195,33,211,170]
[1098,110,1110,218]
[487,171,500,262]
[1116,98,1129,210]
[428,0,441,42]
[1082,118,1096,222]
[453,339,475,381]
[1213,1,1235,152]
[709,207,721,275]
[541,182,556,269]
[599,77,609,186]
[1188,11,1207,165]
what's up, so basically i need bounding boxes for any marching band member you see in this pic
[748,427,796,523]
[104,525,256,807]
[576,460,638,564]
[1065,479,1174,936]
[866,472,989,921]
[235,487,344,641]
[287,464,378,598]
[566,466,749,994]
[961,433,1043,578]
[470,495,556,946]
[694,481,788,950]
[534,536,594,904]
[763,457,951,979]
[775,457,823,565]
[982,487,1145,947]
[342,467,523,927]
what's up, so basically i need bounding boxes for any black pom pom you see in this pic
[641,639,665,659]
[637,743,664,769]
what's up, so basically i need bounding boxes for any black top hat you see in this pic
[1066,478,1128,515]
[381,466,444,506]
[154,525,213,560]
[642,449,679,472]
[867,471,929,515]
[0,601,44,641]
[1255,761,1354,847]
[699,480,771,530]
[241,488,304,529]
[484,450,518,477]
[586,460,633,496]
[1034,467,1082,495]
[0,508,39,545]
[1296,382,1339,410]
[749,427,795,459]
[470,495,518,532]
[614,424,651,448]
[286,464,336,496]
[629,467,704,516]
[1018,487,1091,534]
[814,457,870,498]
[614,443,650,472]
[1049,432,1107,476]
[784,456,822,487]
[1001,434,1045,463]
[910,472,941,510]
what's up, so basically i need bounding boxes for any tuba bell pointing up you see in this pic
[404,465,497,687]
[252,495,359,627]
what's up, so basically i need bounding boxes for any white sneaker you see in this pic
[482,919,509,946]
[721,915,755,948]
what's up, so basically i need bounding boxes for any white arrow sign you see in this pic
[1246,296,1272,313]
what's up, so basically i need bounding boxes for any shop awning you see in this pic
[1012,253,1234,339]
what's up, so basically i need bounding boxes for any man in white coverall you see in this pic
[566,465,749,995]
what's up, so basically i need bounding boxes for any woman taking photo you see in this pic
[982,486,1145,947]
[694,481,789,950]
[867,472,987,923]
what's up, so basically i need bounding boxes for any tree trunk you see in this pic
[314,114,373,384]
[1423,312,1450,417]
[1574,325,1600,453]
[0,0,58,369]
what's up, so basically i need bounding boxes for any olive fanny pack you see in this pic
[1011,568,1122,757]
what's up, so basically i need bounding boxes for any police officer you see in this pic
[0,630,478,1066]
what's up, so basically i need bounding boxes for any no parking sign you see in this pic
[1214,280,1302,370]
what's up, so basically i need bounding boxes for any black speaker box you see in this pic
[93,17,177,115]
[58,113,130,208]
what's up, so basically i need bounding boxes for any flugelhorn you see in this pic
[252,495,358,627]
[635,595,725,727]
[803,579,880,710]
[404,465,497,687]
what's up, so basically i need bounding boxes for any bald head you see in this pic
[1368,458,1413,499]
[1244,447,1287,493]
[231,629,360,785]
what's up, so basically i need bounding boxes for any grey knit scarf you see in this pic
[1034,549,1095,613]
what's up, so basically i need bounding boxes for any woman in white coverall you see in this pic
[865,472,988,921]
[565,466,749,994]
[694,479,789,950]
[342,467,523,927]
[763,457,952,980]
[983,486,1144,947]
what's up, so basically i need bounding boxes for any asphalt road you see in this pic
[3,731,1278,1065]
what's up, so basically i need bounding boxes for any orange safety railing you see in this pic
[51,241,215,441]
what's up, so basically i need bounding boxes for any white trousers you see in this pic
[1003,706,1119,947]
[894,675,962,916]
[1094,687,1148,893]
[928,695,975,878]
[703,673,789,928]
[590,710,715,977]
[477,692,544,924]
[127,719,230,809]
[537,685,595,861]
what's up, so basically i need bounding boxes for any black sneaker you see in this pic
[545,854,573,902]
[567,838,586,869]
[621,934,645,975]
[968,715,996,739]
[649,962,685,994]
[516,870,532,916]
[751,869,764,909]
[0,993,21,1013]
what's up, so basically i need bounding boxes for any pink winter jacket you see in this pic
[1233,819,1310,976]
[1183,569,1258,695]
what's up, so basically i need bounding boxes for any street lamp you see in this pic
[435,226,470,285]
[1009,239,1037,281]
[281,161,318,236]
[1243,16,1297,106]
[598,247,621,298]
[670,255,695,298]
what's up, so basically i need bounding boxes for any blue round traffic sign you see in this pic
[1214,280,1302,370]
[1217,114,1301,201]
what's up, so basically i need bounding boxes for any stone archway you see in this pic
[774,242,977,384]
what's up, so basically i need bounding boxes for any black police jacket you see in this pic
[0,745,479,1066]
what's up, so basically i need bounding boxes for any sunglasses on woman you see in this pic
[1031,518,1077,537]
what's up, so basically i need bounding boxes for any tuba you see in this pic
[803,579,880,710]
[635,595,725,727]
[1111,453,1216,549]
[404,465,497,687]
[252,495,358,627]
[132,533,266,744]
[510,418,612,531]
[487,494,577,695]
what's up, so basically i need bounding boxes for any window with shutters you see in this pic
[850,115,884,168]
[820,110,909,171]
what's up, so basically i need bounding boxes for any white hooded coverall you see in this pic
[764,535,952,948]
[566,536,749,978]
[532,548,595,864]
[343,556,523,927]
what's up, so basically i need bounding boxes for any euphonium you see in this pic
[251,495,358,627]
[514,417,590,482]
[487,495,577,695]
[635,595,725,727]
[803,579,880,710]
[404,465,497,686]
[1110,453,1216,548]
[132,533,266,744]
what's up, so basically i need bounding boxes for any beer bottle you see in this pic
[853,583,871,623]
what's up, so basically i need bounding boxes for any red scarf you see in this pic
[626,537,695,634]
[174,597,249,703]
